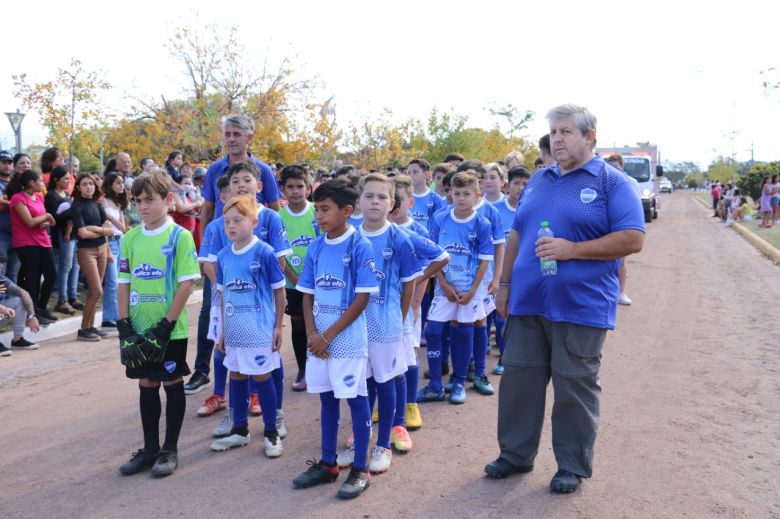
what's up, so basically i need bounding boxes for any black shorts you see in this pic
[125,338,191,382]
[285,288,304,317]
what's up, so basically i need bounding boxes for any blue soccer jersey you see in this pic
[348,213,364,229]
[296,226,379,358]
[475,199,506,293]
[396,218,430,239]
[429,209,494,296]
[202,206,292,262]
[409,189,446,231]
[216,236,286,349]
[492,197,517,238]
[359,222,421,343]
[198,216,224,262]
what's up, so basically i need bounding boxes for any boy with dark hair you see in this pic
[279,165,319,391]
[407,159,445,231]
[117,172,200,477]
[293,179,379,499]
[431,163,453,199]
[443,153,464,167]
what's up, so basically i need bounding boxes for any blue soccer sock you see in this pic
[347,395,371,471]
[405,364,419,404]
[393,375,407,427]
[375,379,396,449]
[271,364,284,409]
[441,322,451,368]
[229,378,250,429]
[256,377,278,434]
[367,377,377,414]
[494,313,507,358]
[451,323,474,385]
[213,350,228,398]
[473,324,488,376]
[249,377,260,396]
[319,391,340,466]
[425,320,446,391]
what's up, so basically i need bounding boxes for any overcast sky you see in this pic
[2,0,778,169]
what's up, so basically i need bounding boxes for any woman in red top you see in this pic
[7,170,58,323]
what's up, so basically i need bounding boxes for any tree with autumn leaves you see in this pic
[12,23,536,172]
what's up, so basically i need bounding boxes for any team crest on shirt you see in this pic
[259,227,268,239]
[164,361,176,373]
[291,235,313,247]
[279,228,288,240]
[225,279,256,292]
[468,231,477,242]
[444,243,470,256]
[381,247,393,259]
[312,300,320,316]
[341,253,351,266]
[343,374,356,387]
[316,273,346,290]
[224,302,235,317]
[161,244,173,256]
[129,290,140,306]
[249,261,261,272]
[290,255,302,268]
[426,198,434,208]
[133,263,165,279]
[254,355,266,366]
[580,188,597,204]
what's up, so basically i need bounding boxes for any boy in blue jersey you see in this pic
[408,159,445,231]
[335,174,420,473]
[416,172,493,405]
[489,166,530,375]
[482,162,506,204]
[293,179,379,499]
[209,196,286,457]
[279,165,319,392]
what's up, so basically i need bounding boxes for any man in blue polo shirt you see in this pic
[484,104,645,494]
[184,113,283,394]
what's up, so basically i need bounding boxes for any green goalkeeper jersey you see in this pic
[279,201,319,289]
[118,219,200,339]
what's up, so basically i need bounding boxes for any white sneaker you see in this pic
[367,445,392,473]
[264,434,283,458]
[337,444,355,468]
[618,293,632,306]
[212,410,234,438]
[210,433,249,452]
[344,427,373,449]
[276,409,287,439]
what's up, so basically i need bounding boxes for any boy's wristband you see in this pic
[499,282,511,287]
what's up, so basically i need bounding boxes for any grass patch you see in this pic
[738,218,780,249]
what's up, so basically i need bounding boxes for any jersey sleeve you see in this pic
[215,252,224,291]
[295,240,317,294]
[408,231,448,265]
[205,221,225,263]
[268,212,293,257]
[429,213,441,244]
[198,222,213,262]
[354,239,380,294]
[118,233,132,284]
[608,176,646,233]
[477,218,495,261]
[174,229,201,283]
[397,233,422,283]
[489,208,506,245]
[264,246,286,289]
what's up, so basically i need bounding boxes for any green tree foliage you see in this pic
[661,160,699,184]
[706,156,741,184]
[738,161,779,200]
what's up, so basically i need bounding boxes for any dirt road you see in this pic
[1,192,778,519]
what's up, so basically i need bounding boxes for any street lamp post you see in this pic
[5,109,25,154]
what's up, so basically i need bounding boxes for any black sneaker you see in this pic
[484,457,534,479]
[119,448,158,475]
[550,469,582,494]
[11,337,39,350]
[337,467,370,499]
[101,320,117,329]
[183,372,211,395]
[77,329,101,342]
[151,450,178,477]
[0,343,11,357]
[69,299,85,311]
[89,327,109,338]
[36,313,54,326]
[38,308,58,322]
[292,459,340,489]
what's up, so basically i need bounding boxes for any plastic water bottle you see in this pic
[538,221,557,276]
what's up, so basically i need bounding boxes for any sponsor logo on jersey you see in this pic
[312,300,320,316]
[132,263,165,279]
[161,244,173,256]
[291,235,314,248]
[580,188,597,204]
[129,290,140,306]
[343,374,356,387]
[225,279,256,292]
[316,273,346,290]
[254,355,266,367]
[444,243,470,256]
[381,247,393,259]
[164,361,176,373]
[290,255,302,268]
[411,211,428,221]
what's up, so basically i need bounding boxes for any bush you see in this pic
[738,162,779,200]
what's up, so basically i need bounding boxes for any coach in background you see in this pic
[485,104,644,493]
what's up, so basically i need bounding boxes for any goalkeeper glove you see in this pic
[117,318,145,368]
[141,318,176,363]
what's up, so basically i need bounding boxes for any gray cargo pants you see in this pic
[497,315,606,478]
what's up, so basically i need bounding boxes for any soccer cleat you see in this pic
[337,467,371,499]
[264,432,283,458]
[10,338,39,350]
[291,371,307,392]
[449,383,466,405]
[197,394,226,417]
[390,426,413,453]
[184,372,211,395]
[371,406,379,423]
[443,375,455,393]
[292,459,340,489]
[618,293,632,306]
[368,445,392,473]
[492,364,504,376]
[249,393,262,416]
[473,374,495,395]
[212,410,234,438]
[405,403,423,430]
[276,409,288,439]
[151,450,178,477]
[119,448,158,476]
[210,433,250,452]
[336,444,355,468]
[416,385,446,403]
